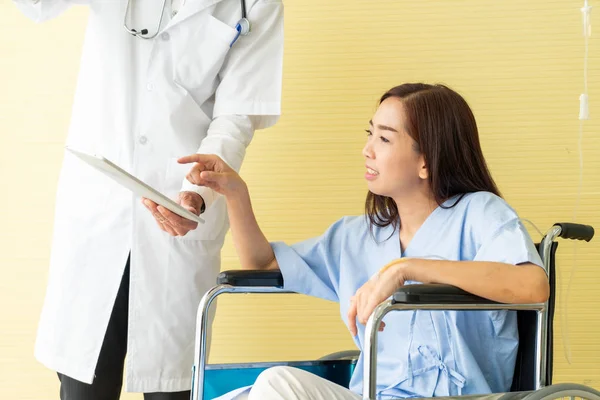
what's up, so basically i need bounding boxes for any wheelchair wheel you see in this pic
[521,383,600,400]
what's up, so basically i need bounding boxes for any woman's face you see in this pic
[362,97,427,199]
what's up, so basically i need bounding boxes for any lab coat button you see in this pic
[139,136,148,145]
[161,32,170,41]
[146,82,154,91]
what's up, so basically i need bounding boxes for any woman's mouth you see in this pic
[365,166,379,180]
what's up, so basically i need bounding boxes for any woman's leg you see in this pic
[248,366,361,400]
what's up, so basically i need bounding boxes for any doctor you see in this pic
[14,0,283,399]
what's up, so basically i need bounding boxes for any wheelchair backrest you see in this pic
[510,242,557,392]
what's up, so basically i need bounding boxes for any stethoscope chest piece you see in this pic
[237,17,251,36]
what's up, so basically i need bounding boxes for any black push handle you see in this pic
[554,223,594,242]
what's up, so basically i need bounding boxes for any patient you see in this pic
[172,83,550,399]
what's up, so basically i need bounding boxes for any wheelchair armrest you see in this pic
[217,269,284,288]
[393,283,498,304]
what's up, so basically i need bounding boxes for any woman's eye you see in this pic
[380,136,390,143]
[365,129,372,136]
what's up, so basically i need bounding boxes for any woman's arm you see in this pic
[177,153,278,270]
[348,258,549,334]
[403,259,549,304]
[225,184,279,270]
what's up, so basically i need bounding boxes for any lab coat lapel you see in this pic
[166,0,226,29]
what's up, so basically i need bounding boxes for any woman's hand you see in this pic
[177,154,247,198]
[347,259,414,337]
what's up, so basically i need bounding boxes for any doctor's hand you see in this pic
[177,154,247,197]
[347,259,414,337]
[141,192,203,236]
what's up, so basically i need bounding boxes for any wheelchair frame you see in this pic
[190,223,595,400]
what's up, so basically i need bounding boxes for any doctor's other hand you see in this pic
[347,260,414,337]
[141,192,203,237]
[178,154,246,197]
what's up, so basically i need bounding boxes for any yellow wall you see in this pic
[0,1,598,398]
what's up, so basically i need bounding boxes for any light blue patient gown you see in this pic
[217,192,544,399]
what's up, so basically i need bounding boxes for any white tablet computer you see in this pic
[66,147,205,224]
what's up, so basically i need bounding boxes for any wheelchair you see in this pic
[190,223,598,400]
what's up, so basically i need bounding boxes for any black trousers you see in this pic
[58,257,191,400]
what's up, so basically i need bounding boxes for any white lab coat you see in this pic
[14,0,283,393]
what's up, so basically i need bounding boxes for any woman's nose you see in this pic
[362,142,374,159]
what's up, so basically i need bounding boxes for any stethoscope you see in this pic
[123,0,251,47]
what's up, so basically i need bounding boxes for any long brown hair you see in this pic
[366,83,501,232]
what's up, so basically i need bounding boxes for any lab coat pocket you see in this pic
[165,158,226,242]
[172,15,238,98]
